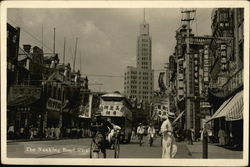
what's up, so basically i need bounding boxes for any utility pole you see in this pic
[181,9,196,130]
[73,37,78,72]
[41,24,43,50]
[80,51,82,74]
[63,37,66,64]
[53,27,56,54]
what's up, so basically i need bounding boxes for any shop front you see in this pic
[208,91,243,149]
[7,86,42,140]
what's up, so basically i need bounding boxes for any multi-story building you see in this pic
[124,16,154,103]
[172,22,213,132]
[209,8,244,148]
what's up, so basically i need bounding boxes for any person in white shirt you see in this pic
[106,118,121,143]
[160,112,177,158]
[137,123,145,145]
[147,123,156,146]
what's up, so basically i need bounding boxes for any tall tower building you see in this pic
[124,10,154,103]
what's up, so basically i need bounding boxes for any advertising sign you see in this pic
[101,103,123,117]
[46,98,62,112]
[8,86,41,106]
[79,94,93,118]
[153,96,170,119]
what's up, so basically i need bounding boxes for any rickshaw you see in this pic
[89,125,120,158]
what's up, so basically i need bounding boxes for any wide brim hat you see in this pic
[167,111,176,118]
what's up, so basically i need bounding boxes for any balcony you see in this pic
[210,69,243,98]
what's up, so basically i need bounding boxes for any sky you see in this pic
[7,8,213,93]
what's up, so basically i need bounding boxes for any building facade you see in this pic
[124,17,154,103]
[208,8,244,148]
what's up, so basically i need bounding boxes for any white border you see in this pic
[1,1,249,166]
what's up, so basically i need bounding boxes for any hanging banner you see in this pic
[8,86,41,106]
[79,94,93,118]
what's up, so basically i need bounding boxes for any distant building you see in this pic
[124,15,154,103]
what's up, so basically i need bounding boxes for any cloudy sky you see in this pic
[8,8,213,93]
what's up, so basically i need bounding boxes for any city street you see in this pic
[7,137,192,158]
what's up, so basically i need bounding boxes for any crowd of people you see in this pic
[7,124,92,140]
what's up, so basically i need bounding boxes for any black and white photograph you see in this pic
[1,0,249,166]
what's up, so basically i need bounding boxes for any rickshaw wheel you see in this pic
[114,138,120,158]
[90,140,100,158]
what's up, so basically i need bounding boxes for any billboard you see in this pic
[79,94,93,118]
[8,86,41,106]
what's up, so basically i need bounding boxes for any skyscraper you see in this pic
[124,10,154,103]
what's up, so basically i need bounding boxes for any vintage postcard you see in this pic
[0,0,249,166]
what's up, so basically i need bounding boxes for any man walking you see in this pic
[137,123,145,146]
[218,128,227,145]
[147,123,156,146]
[160,112,177,158]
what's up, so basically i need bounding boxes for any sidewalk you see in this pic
[7,136,91,143]
[185,141,243,159]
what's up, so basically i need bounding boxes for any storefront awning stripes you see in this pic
[208,91,243,122]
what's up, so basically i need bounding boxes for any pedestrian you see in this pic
[55,127,61,139]
[30,128,34,139]
[20,127,24,139]
[66,127,71,138]
[218,128,227,146]
[200,128,204,142]
[160,112,177,158]
[50,126,55,139]
[47,127,51,139]
[137,123,145,145]
[147,123,156,146]
[207,129,213,143]
[44,127,48,139]
[186,129,192,144]
[81,128,85,138]
[33,127,38,138]
[8,124,15,140]
[190,127,194,144]
[77,127,81,138]
[130,127,136,141]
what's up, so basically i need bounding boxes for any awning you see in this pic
[208,91,243,121]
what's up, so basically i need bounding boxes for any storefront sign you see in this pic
[8,86,41,106]
[46,98,62,112]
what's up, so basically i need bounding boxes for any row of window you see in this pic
[128,95,152,100]
[7,61,15,72]
[103,105,120,111]
[141,62,149,65]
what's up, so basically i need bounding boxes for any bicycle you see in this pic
[138,134,143,146]
[90,125,120,158]
[148,134,154,147]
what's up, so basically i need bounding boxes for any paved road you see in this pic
[7,136,192,158]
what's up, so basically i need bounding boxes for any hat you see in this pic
[167,111,176,118]
[94,111,102,116]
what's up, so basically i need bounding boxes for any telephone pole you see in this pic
[53,27,56,54]
[63,37,66,64]
[73,37,78,72]
[181,9,196,130]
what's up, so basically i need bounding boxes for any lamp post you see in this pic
[202,123,208,158]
